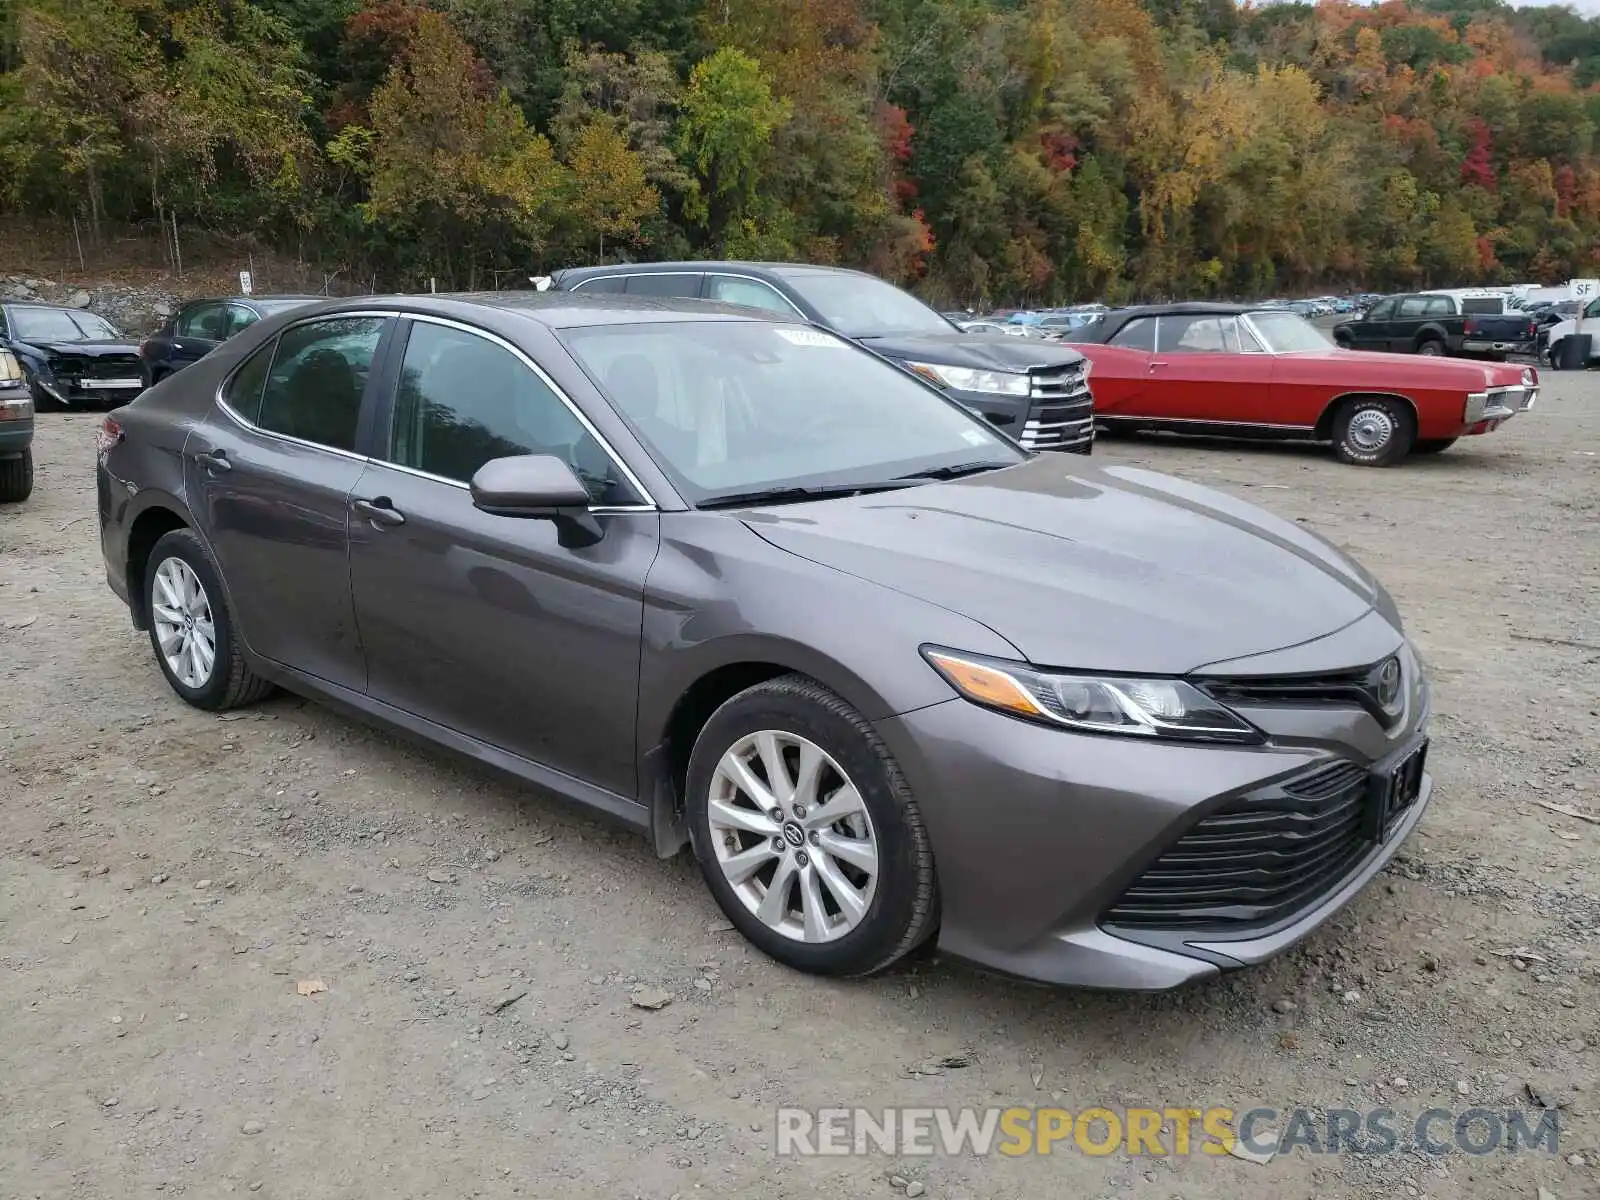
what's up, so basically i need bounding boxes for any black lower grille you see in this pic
[55,354,142,380]
[1103,759,1373,933]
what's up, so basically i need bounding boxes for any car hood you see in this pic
[17,338,141,358]
[740,457,1384,675]
[855,331,1085,371]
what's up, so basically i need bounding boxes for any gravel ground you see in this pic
[2,378,1596,1200]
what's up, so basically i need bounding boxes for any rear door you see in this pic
[168,301,231,372]
[1391,295,1431,350]
[1147,314,1276,423]
[185,313,395,692]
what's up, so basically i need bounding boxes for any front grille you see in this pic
[1199,655,1406,730]
[1103,759,1373,933]
[1020,362,1093,451]
[56,354,142,381]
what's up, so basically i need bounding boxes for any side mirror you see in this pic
[469,454,602,546]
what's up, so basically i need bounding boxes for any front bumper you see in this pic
[875,635,1430,989]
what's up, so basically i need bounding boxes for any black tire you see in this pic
[1334,332,1353,349]
[1331,395,1416,467]
[1412,437,1458,456]
[685,675,938,977]
[144,528,274,711]
[0,449,32,502]
[1415,339,1444,356]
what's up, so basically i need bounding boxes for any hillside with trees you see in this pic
[2,0,1599,304]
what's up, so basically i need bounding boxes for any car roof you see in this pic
[1073,302,1261,342]
[295,290,783,330]
[552,260,877,284]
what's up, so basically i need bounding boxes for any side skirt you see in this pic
[250,657,652,835]
[1097,416,1320,442]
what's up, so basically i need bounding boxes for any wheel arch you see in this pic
[125,501,193,629]
[1314,391,1419,441]
[641,640,926,860]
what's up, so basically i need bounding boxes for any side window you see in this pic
[1424,296,1454,316]
[1163,315,1230,353]
[706,275,795,316]
[227,305,261,337]
[1365,299,1396,321]
[256,317,385,452]
[1109,317,1156,351]
[387,321,636,506]
[626,274,704,298]
[179,302,230,339]
[1586,298,1600,319]
[1237,319,1267,352]
[1397,296,1428,318]
[571,276,628,295]
[0,309,8,339]
[224,341,275,423]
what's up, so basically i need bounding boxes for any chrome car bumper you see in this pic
[1465,384,1538,424]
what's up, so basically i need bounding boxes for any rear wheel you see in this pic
[144,528,274,710]
[686,675,937,977]
[1412,437,1458,456]
[1415,339,1444,356]
[1332,396,1415,467]
[0,450,33,502]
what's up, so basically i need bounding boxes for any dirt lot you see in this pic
[2,381,1597,1200]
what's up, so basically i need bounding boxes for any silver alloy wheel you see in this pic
[1347,407,1394,454]
[706,731,879,943]
[151,556,217,690]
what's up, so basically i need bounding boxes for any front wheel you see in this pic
[0,450,33,502]
[144,528,274,710]
[1412,437,1458,456]
[1332,396,1416,467]
[686,675,938,976]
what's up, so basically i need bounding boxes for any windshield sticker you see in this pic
[775,328,843,348]
[961,429,991,446]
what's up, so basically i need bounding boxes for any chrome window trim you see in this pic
[703,273,806,318]
[570,269,807,318]
[214,310,392,462]
[213,308,661,511]
[360,456,656,514]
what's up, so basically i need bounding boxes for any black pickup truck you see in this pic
[1333,292,1539,360]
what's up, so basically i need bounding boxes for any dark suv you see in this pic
[541,262,1094,453]
[139,295,320,383]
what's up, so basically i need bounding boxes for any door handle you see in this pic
[172,342,184,351]
[1149,360,1169,370]
[354,497,405,528]
[191,448,231,472]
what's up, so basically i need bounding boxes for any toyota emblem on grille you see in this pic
[1376,656,1403,712]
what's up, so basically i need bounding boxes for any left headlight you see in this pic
[0,349,23,386]
[922,647,1262,743]
[903,361,1030,397]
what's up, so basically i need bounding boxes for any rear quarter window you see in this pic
[223,341,275,424]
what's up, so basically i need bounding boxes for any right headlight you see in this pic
[922,647,1262,743]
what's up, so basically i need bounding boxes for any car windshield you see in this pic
[562,320,1024,503]
[11,308,120,341]
[779,271,955,337]
[1248,312,1334,353]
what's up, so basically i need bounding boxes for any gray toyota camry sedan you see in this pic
[96,293,1431,989]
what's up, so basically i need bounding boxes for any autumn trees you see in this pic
[1,0,1599,300]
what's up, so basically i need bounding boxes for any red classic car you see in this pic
[1067,303,1538,465]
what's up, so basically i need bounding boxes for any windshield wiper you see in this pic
[696,481,919,510]
[893,460,1012,482]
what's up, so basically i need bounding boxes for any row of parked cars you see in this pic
[3,263,1543,510]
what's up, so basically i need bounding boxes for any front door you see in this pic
[347,316,659,798]
[186,314,393,692]
[1146,313,1276,423]
[1351,298,1395,350]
